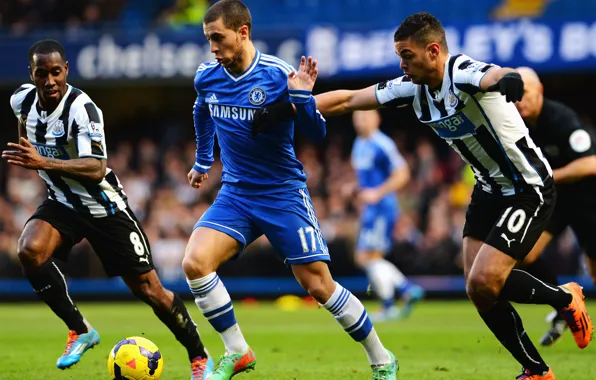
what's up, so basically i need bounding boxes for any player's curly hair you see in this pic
[28,39,66,66]
[204,0,252,39]
[394,12,448,53]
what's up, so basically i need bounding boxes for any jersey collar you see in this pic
[35,84,73,120]
[428,55,451,101]
[222,50,261,82]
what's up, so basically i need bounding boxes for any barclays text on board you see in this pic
[308,19,596,77]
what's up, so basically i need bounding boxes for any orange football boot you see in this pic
[559,282,593,349]
[516,368,556,380]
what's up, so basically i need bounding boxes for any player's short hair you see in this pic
[204,0,252,38]
[394,12,448,53]
[28,39,66,66]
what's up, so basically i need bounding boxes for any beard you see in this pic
[222,36,244,69]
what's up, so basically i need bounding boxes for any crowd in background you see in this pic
[0,123,588,280]
[0,0,214,36]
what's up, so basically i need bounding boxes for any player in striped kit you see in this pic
[258,12,592,380]
[3,39,213,379]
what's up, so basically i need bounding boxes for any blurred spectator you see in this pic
[0,120,590,279]
[157,0,209,29]
[0,119,465,279]
[0,0,163,36]
[0,0,224,36]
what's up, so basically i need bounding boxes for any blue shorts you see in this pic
[356,205,397,254]
[195,186,330,265]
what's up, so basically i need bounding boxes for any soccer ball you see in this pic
[107,336,164,380]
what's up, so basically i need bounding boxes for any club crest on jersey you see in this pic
[448,90,458,108]
[248,87,266,106]
[51,120,65,137]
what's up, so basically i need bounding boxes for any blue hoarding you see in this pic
[308,18,596,78]
[2,18,596,85]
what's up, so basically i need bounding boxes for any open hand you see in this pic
[2,137,46,170]
[287,56,318,92]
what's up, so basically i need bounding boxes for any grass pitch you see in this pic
[1,300,594,379]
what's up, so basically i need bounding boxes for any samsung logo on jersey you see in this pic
[32,143,69,160]
[208,104,256,121]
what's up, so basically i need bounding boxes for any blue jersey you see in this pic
[192,50,326,194]
[351,131,405,210]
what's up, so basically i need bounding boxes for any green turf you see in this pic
[0,300,594,379]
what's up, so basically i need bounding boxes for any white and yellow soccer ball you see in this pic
[107,336,164,380]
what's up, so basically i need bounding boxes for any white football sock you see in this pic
[323,282,391,365]
[187,273,248,355]
[365,259,397,303]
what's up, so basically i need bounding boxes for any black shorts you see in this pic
[546,197,596,260]
[28,199,154,277]
[463,183,556,260]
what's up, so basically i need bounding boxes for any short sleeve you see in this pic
[452,55,496,91]
[10,84,35,119]
[73,102,107,159]
[374,76,416,108]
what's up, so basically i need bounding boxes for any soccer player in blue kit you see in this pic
[351,110,424,321]
[181,1,398,379]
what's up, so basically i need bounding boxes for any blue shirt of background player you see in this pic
[192,50,326,194]
[351,130,405,213]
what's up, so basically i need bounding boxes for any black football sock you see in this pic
[25,260,87,334]
[524,256,559,287]
[153,293,207,360]
[479,300,549,374]
[501,269,572,310]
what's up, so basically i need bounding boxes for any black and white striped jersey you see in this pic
[10,83,128,217]
[375,54,552,196]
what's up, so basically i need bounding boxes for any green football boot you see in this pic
[372,350,399,380]
[207,347,256,380]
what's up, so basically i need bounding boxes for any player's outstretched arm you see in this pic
[314,85,379,117]
[2,137,106,183]
[291,94,327,141]
[480,67,524,102]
